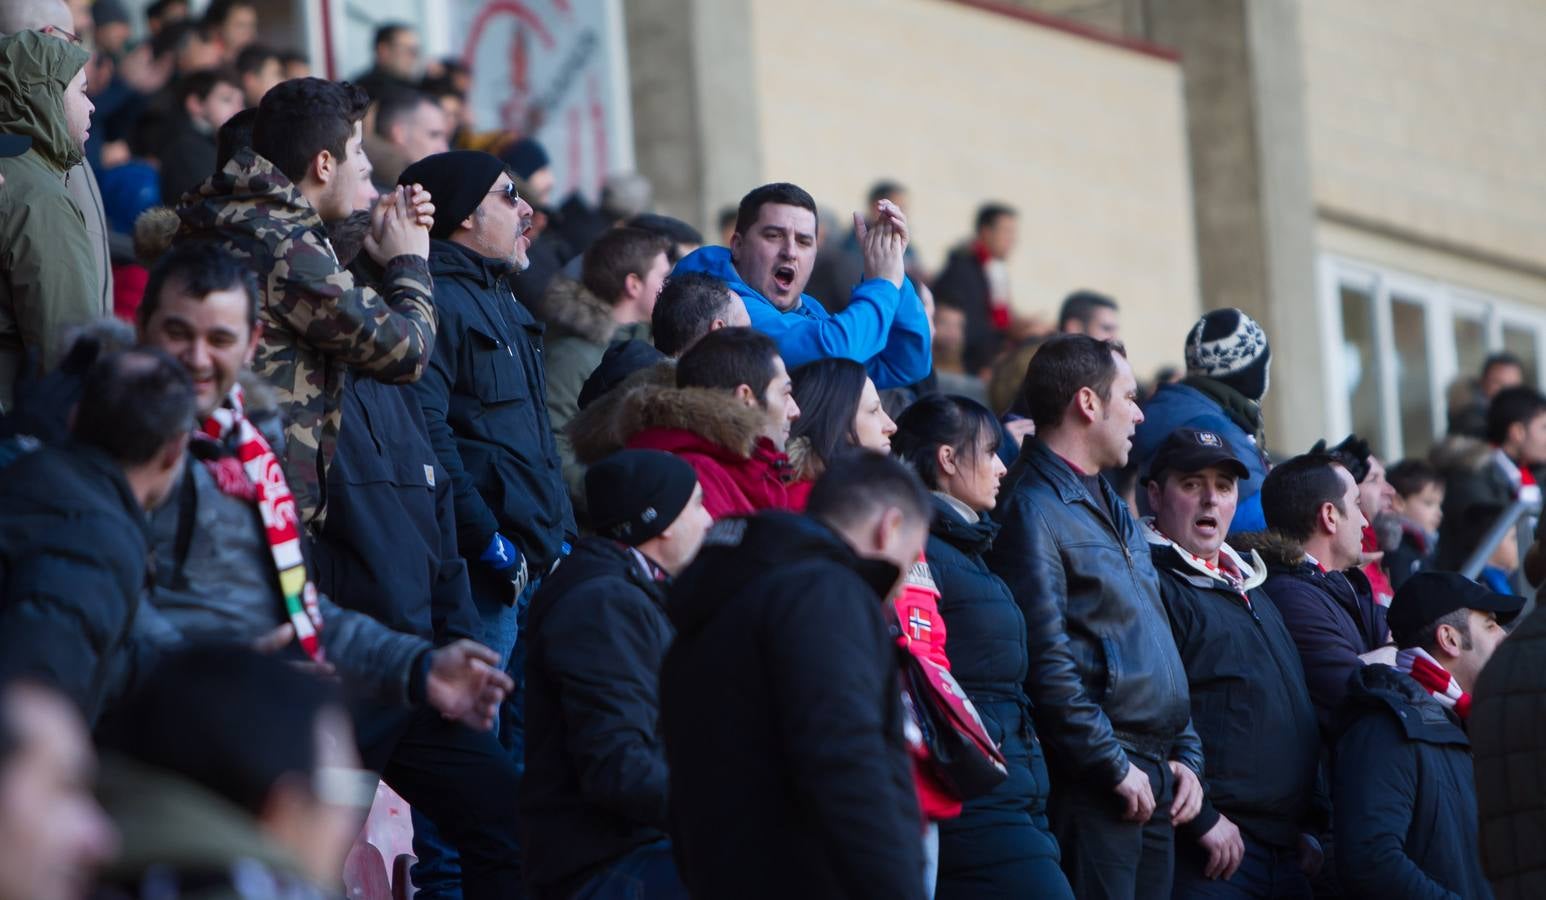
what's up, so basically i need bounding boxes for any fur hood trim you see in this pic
[1229,529,1306,569]
[1429,434,1492,476]
[134,206,181,267]
[568,367,765,465]
[534,277,618,345]
[785,436,818,482]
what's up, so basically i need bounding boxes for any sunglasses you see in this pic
[488,182,521,207]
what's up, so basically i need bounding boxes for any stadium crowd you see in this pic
[3,2,1546,899]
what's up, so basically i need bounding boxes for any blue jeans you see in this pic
[411,576,535,899]
[572,840,688,900]
[1173,833,1312,899]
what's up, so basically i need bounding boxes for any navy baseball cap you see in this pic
[0,134,31,157]
[1387,571,1524,648]
[1147,427,1250,484]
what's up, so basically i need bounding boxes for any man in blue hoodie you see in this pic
[674,182,932,389]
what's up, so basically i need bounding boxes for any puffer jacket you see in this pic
[0,32,98,410]
[176,149,437,530]
[1133,379,1271,533]
[1473,603,1546,900]
[1333,664,1490,900]
[984,438,1201,790]
[927,496,1060,863]
[983,442,1199,791]
[567,368,802,520]
[409,239,574,581]
[1147,523,1324,849]
[1241,530,1388,733]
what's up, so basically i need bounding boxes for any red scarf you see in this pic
[196,386,325,662]
[972,240,1012,332]
[1395,646,1469,720]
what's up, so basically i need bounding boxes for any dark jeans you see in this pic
[412,576,538,899]
[354,701,524,900]
[569,840,689,900]
[1051,753,1175,900]
[1174,834,1313,899]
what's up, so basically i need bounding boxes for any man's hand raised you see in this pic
[856,200,907,290]
[426,640,514,731]
[366,186,432,263]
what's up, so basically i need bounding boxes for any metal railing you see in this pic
[1459,496,1542,596]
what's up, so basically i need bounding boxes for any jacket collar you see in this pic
[176,150,325,244]
[429,238,515,288]
[67,443,149,531]
[1142,517,1266,591]
[1339,663,1470,747]
[1022,438,1117,511]
[570,380,772,466]
[929,493,999,555]
[531,276,618,344]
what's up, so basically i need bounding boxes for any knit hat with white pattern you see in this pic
[1185,309,1272,402]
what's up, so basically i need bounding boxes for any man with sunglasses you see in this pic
[400,149,577,894]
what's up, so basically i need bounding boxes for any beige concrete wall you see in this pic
[1301,0,1546,282]
[737,0,1201,377]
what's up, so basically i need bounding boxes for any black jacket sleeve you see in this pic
[989,492,1130,789]
[542,579,671,828]
[1269,578,1366,728]
[428,458,481,644]
[1334,715,1460,900]
[765,578,926,900]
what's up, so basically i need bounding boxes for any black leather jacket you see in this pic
[984,439,1200,789]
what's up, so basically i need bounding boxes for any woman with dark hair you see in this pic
[788,357,898,477]
[894,394,1074,900]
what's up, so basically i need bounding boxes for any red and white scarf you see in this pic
[1395,646,1469,720]
[196,386,326,662]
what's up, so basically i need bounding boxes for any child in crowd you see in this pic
[1386,459,1444,589]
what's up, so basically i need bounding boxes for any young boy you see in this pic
[1386,459,1444,589]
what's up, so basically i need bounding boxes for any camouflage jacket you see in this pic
[176,150,436,530]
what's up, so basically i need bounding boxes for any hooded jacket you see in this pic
[409,238,574,581]
[1434,439,1518,572]
[568,369,802,520]
[1241,530,1389,733]
[0,31,98,411]
[1146,523,1324,849]
[176,148,437,530]
[1332,664,1490,900]
[661,513,925,900]
[1133,381,1271,533]
[674,245,932,389]
[984,439,1201,789]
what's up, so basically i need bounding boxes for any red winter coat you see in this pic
[629,427,800,519]
[895,553,963,821]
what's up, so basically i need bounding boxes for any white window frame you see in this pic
[1319,252,1546,460]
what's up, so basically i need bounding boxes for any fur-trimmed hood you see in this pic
[1430,434,1493,476]
[1229,529,1307,569]
[533,276,618,345]
[567,362,768,465]
[133,205,181,267]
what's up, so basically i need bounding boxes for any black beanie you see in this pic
[399,150,507,240]
[1311,434,1373,484]
[586,450,698,546]
[1185,308,1271,402]
[578,340,667,412]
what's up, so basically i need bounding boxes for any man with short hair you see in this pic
[1449,353,1528,438]
[145,0,189,36]
[176,76,437,529]
[0,678,117,900]
[674,181,931,388]
[1135,308,1274,533]
[661,452,931,900]
[1059,290,1121,340]
[1144,429,1324,897]
[1317,434,1399,606]
[522,450,713,899]
[651,271,750,358]
[234,43,283,107]
[201,0,257,62]
[569,326,804,519]
[1256,453,1388,729]
[158,68,246,206]
[1438,385,1546,571]
[985,333,1204,900]
[354,22,421,99]
[0,28,99,411]
[368,87,449,191]
[1333,572,1517,899]
[0,349,193,724]
[934,202,1017,373]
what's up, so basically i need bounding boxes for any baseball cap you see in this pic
[0,134,31,157]
[1387,571,1524,648]
[1147,427,1249,484]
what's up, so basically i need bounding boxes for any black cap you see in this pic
[1387,571,1524,648]
[1147,427,1250,484]
[578,339,666,411]
[398,150,508,240]
[0,134,31,157]
[585,450,698,546]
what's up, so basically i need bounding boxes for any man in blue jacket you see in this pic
[1135,309,1273,533]
[674,182,932,389]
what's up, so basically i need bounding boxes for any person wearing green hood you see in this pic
[0,29,97,413]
